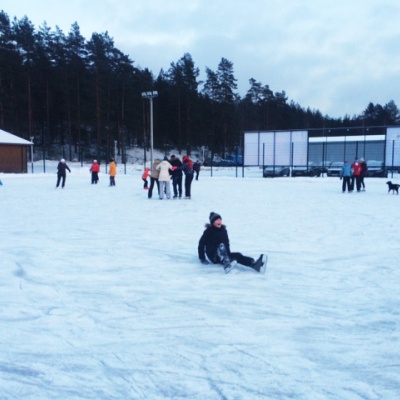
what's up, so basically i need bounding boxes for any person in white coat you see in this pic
[156,156,174,200]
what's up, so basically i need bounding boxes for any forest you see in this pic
[1,10,400,162]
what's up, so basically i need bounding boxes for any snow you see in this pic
[0,129,33,145]
[1,162,400,399]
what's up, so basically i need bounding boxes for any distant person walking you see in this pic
[90,160,100,184]
[351,158,362,192]
[169,155,183,198]
[193,160,201,181]
[148,159,161,199]
[156,156,174,200]
[182,155,194,199]
[340,160,353,193]
[142,167,150,190]
[56,158,71,188]
[360,158,368,191]
[109,158,117,186]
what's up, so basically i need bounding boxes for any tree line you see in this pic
[1,10,399,161]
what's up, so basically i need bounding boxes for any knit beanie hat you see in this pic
[209,212,222,224]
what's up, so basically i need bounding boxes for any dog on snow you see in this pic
[386,181,400,194]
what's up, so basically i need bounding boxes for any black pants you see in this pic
[350,176,361,191]
[342,176,351,192]
[184,174,194,197]
[91,172,99,184]
[56,174,66,188]
[109,176,116,186]
[209,243,254,267]
[172,175,182,197]
[148,177,159,198]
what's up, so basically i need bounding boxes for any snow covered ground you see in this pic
[1,162,399,399]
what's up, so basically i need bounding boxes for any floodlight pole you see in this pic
[30,136,34,173]
[141,91,158,168]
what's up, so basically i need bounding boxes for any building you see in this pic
[244,126,400,171]
[0,129,33,173]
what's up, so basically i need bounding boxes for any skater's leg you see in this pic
[230,252,254,267]
[165,182,171,199]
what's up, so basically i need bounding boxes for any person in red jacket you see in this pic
[351,158,363,192]
[90,160,100,184]
[182,155,194,199]
[142,167,150,190]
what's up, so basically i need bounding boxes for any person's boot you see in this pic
[251,254,267,274]
[218,243,236,273]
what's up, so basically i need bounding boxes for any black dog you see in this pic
[386,181,400,194]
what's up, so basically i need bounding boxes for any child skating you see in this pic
[198,212,267,274]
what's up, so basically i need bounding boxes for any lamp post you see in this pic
[141,91,158,167]
[30,136,34,173]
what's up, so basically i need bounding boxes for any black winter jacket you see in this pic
[169,158,183,177]
[198,225,231,262]
[57,162,71,176]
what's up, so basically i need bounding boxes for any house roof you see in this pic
[0,129,33,145]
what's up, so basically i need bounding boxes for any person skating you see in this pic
[142,167,150,190]
[169,155,183,198]
[90,160,100,184]
[193,160,201,180]
[56,158,71,188]
[182,155,194,199]
[156,156,174,199]
[108,158,117,186]
[351,158,362,192]
[148,159,161,199]
[198,212,267,274]
[340,160,353,193]
[360,158,368,191]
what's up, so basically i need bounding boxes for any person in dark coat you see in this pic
[56,158,71,188]
[193,160,201,180]
[359,158,368,191]
[169,155,183,198]
[198,212,266,273]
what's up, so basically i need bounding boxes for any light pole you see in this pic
[141,91,158,167]
[30,136,34,173]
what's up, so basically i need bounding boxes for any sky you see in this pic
[1,159,399,398]
[2,0,400,118]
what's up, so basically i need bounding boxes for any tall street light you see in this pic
[141,91,158,168]
[30,136,34,173]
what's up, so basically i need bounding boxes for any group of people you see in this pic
[55,156,267,275]
[340,157,368,192]
[90,158,117,187]
[56,158,117,188]
[145,154,199,200]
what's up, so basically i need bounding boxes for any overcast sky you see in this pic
[2,0,400,118]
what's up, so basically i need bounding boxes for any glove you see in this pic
[201,259,210,265]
